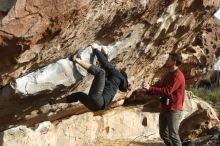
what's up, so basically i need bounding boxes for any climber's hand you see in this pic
[73,54,81,63]
[136,88,146,94]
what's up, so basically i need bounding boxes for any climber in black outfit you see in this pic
[53,45,130,111]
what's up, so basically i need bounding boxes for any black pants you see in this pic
[66,65,106,111]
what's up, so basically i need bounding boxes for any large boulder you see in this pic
[0,91,219,146]
[0,0,219,144]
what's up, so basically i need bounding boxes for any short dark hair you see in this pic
[169,53,182,66]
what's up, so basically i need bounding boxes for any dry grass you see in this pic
[187,86,220,113]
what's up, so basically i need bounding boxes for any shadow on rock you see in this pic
[123,89,160,113]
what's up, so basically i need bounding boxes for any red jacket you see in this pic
[146,69,185,113]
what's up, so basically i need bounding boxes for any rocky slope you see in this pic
[0,0,220,145]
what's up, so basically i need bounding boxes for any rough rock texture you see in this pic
[0,0,220,144]
[0,0,219,84]
[0,91,219,146]
[13,43,119,95]
[194,134,220,146]
[179,91,219,140]
[1,107,161,146]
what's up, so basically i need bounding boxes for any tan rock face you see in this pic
[180,91,220,140]
[1,108,159,146]
[0,91,219,146]
[0,0,219,85]
[0,0,220,141]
